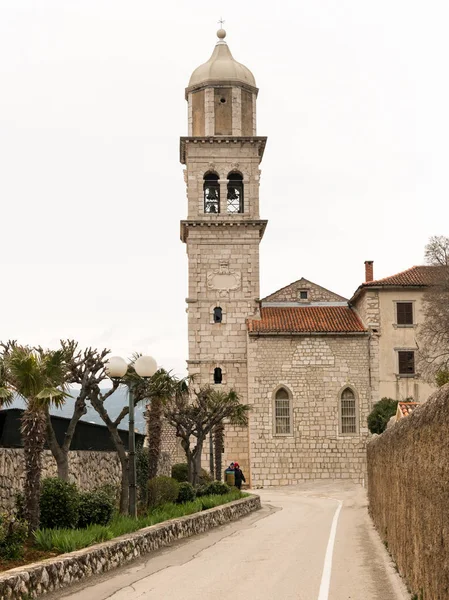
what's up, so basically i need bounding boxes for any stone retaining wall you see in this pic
[0,449,172,511]
[0,449,122,511]
[367,384,449,600]
[0,495,260,599]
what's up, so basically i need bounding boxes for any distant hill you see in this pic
[10,387,146,433]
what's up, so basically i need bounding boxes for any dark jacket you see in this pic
[234,467,245,487]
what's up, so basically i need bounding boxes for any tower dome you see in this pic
[187,29,257,92]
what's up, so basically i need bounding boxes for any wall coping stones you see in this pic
[0,494,261,599]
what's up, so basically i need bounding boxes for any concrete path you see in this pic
[53,482,409,600]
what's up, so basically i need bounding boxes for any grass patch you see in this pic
[34,492,246,554]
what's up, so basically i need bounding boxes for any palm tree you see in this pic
[2,345,67,532]
[144,369,188,480]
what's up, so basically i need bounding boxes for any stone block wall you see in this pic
[0,449,121,511]
[367,384,449,600]
[247,334,371,486]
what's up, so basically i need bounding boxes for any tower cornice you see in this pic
[180,219,268,243]
[180,136,267,164]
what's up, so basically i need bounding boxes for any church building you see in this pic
[177,29,435,487]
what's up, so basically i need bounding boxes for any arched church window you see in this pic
[227,172,244,213]
[339,387,358,434]
[274,387,292,435]
[213,307,223,323]
[214,367,223,384]
[204,172,220,213]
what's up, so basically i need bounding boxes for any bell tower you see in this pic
[180,28,267,478]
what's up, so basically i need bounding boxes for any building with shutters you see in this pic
[173,28,437,487]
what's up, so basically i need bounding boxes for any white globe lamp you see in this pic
[105,356,128,378]
[134,355,157,378]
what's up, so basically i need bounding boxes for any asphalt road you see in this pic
[55,482,409,600]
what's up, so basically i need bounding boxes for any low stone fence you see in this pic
[0,494,261,599]
[367,384,449,600]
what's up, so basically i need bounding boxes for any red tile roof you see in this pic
[397,402,419,418]
[362,266,439,287]
[247,306,366,334]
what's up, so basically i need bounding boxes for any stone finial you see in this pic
[217,28,226,40]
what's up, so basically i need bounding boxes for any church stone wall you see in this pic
[247,334,371,486]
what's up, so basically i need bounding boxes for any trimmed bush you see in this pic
[171,463,212,484]
[171,463,189,482]
[195,484,209,497]
[78,490,114,528]
[196,481,231,497]
[177,482,196,504]
[0,513,28,560]
[147,476,180,508]
[40,478,79,530]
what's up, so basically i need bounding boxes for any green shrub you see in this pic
[196,481,230,497]
[147,477,179,508]
[78,490,114,528]
[367,398,398,434]
[171,463,211,484]
[0,513,28,560]
[195,484,209,497]
[177,482,196,504]
[436,369,449,387]
[95,483,121,510]
[206,481,231,496]
[171,463,189,482]
[40,478,79,529]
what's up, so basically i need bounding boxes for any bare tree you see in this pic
[44,341,111,481]
[417,236,449,383]
[164,386,250,485]
[424,235,449,266]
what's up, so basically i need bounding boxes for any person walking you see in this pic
[233,462,246,490]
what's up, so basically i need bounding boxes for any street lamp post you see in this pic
[106,355,157,517]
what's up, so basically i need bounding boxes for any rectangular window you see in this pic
[397,302,413,325]
[398,351,415,375]
[299,290,308,300]
[275,399,291,434]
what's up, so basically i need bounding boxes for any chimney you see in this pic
[364,260,374,282]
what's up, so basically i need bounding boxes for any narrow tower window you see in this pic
[213,307,223,323]
[204,172,220,213]
[227,172,244,213]
[214,367,223,384]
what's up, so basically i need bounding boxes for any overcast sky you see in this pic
[0,1,448,376]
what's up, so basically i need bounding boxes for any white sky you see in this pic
[0,1,448,376]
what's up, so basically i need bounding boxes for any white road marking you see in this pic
[317,498,343,600]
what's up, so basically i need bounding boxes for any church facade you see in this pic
[177,29,435,487]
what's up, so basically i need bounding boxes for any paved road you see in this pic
[55,482,409,600]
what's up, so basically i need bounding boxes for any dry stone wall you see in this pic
[367,384,449,600]
[0,449,121,511]
[0,495,260,599]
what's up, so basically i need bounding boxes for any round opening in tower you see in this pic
[220,97,226,103]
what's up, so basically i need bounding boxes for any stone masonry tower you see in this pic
[180,28,267,480]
